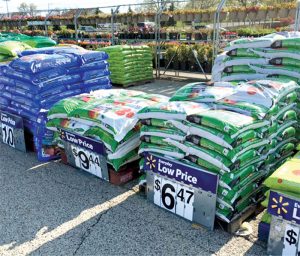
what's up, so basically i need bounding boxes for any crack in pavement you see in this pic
[72,198,118,255]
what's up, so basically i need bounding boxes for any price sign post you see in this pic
[59,129,109,181]
[0,111,26,152]
[267,191,300,256]
[144,153,219,230]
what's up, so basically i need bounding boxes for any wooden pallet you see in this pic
[216,203,264,234]
[60,149,140,185]
[112,79,154,88]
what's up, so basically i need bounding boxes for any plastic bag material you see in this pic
[68,97,156,142]
[84,126,139,153]
[187,109,269,139]
[139,142,185,159]
[140,135,171,146]
[107,148,140,171]
[137,101,211,121]
[0,41,31,57]
[46,118,91,135]
[225,34,285,51]
[186,135,269,163]
[169,81,237,103]
[140,125,186,141]
[10,53,77,73]
[264,160,300,194]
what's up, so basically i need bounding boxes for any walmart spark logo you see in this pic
[271,195,289,215]
[146,155,156,170]
[59,130,66,140]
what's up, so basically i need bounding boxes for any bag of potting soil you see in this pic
[140,118,180,129]
[187,109,269,139]
[80,68,110,81]
[220,73,268,82]
[270,57,300,68]
[264,160,300,194]
[108,148,140,171]
[250,64,300,80]
[68,96,156,142]
[140,125,186,141]
[169,81,237,103]
[10,53,77,73]
[270,120,298,140]
[177,120,260,150]
[46,118,91,135]
[137,101,211,121]
[225,33,285,51]
[84,126,139,153]
[139,142,185,159]
[3,66,67,85]
[250,48,300,61]
[0,41,31,57]
[47,94,95,119]
[186,134,268,163]
[218,173,264,205]
[272,37,300,49]
[134,94,169,103]
[219,165,256,190]
[223,65,256,74]
[140,135,171,146]
[22,36,57,48]
[227,48,261,58]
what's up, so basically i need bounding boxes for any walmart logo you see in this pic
[146,155,156,170]
[59,130,66,140]
[271,195,289,215]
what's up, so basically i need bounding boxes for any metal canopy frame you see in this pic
[294,0,300,31]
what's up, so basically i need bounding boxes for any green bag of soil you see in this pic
[187,109,269,139]
[137,101,211,121]
[169,81,236,103]
[139,142,185,159]
[140,125,186,141]
[264,158,300,195]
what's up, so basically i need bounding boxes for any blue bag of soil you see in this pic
[10,53,77,73]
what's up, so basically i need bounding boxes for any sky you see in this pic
[0,0,140,13]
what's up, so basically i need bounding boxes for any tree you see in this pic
[128,5,133,13]
[18,2,28,15]
[28,3,37,16]
[18,2,37,16]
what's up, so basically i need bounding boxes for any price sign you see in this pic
[0,111,26,152]
[145,153,218,230]
[60,129,109,181]
[154,174,194,220]
[268,191,300,256]
[283,224,299,256]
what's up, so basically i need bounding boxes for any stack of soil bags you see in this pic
[260,151,300,228]
[212,32,300,83]
[0,41,31,62]
[138,79,300,223]
[101,45,153,86]
[0,32,56,48]
[0,47,111,161]
[46,89,169,171]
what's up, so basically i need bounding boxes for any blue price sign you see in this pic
[145,153,218,230]
[0,111,26,152]
[59,129,109,181]
[268,191,300,225]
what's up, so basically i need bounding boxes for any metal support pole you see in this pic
[44,10,53,36]
[294,0,300,31]
[212,0,227,62]
[74,9,83,41]
[111,6,120,46]
[155,0,167,78]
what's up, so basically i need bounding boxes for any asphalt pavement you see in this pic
[0,79,268,256]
